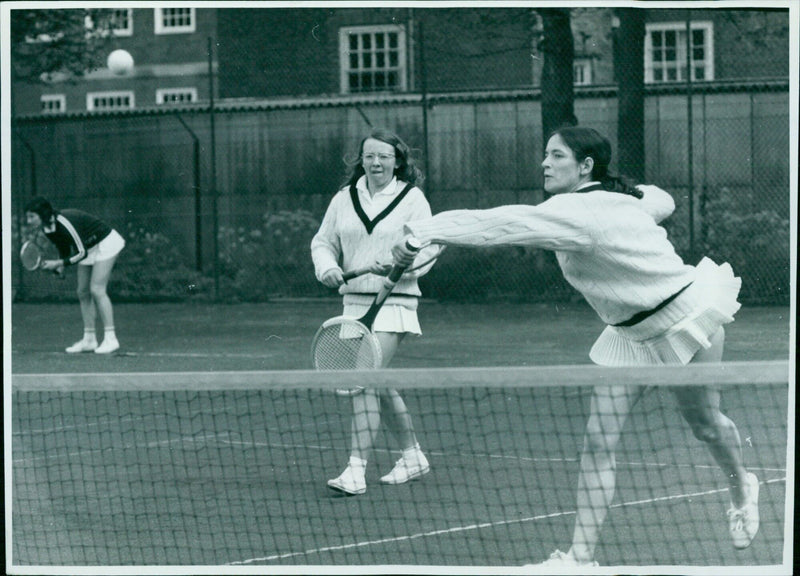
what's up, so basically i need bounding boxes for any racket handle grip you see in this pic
[386,237,421,283]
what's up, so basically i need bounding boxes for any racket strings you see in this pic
[312,323,381,370]
[20,242,43,270]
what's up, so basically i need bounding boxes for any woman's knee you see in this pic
[89,283,109,300]
[583,418,621,454]
[76,284,91,299]
[686,411,728,444]
[690,423,722,444]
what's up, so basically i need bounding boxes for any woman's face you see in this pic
[541,134,591,195]
[26,212,43,228]
[362,138,399,191]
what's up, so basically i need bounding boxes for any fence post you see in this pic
[174,113,202,271]
[15,131,37,301]
[685,11,695,262]
[418,20,430,190]
[208,36,220,299]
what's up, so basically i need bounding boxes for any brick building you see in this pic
[11,6,790,116]
[12,7,219,115]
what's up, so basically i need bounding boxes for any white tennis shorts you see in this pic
[79,229,125,266]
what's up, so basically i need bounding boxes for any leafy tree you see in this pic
[10,8,116,83]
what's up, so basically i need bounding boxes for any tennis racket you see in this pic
[20,240,44,271]
[20,238,65,278]
[311,238,421,396]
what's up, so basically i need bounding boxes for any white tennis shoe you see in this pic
[94,337,120,355]
[728,472,760,549]
[327,466,366,495]
[379,451,430,485]
[65,338,97,353]
[533,549,599,567]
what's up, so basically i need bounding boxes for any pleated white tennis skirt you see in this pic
[590,257,741,366]
[342,294,422,335]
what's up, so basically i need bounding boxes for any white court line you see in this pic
[14,417,789,477]
[229,476,787,565]
[13,433,231,465]
[118,351,281,359]
[12,414,144,436]
[37,350,283,359]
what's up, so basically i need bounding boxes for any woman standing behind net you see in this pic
[311,129,437,496]
[24,197,126,354]
[392,126,759,565]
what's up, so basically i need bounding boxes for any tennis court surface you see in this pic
[8,302,793,572]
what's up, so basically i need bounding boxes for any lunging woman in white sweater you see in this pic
[312,129,437,496]
[392,126,758,565]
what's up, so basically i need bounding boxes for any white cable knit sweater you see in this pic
[311,177,436,301]
[404,184,696,325]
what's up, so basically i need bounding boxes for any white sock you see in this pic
[402,443,422,462]
[348,456,367,473]
[104,327,117,341]
[83,329,97,343]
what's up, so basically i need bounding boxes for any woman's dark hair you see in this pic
[549,126,642,198]
[342,129,425,189]
[24,197,56,223]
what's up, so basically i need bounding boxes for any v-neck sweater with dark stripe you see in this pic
[311,179,435,298]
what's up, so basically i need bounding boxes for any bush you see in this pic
[421,245,575,302]
[217,209,323,301]
[112,223,213,301]
[702,188,790,304]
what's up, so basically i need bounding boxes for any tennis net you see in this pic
[10,361,791,571]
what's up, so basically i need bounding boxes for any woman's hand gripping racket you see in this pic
[311,238,421,396]
[20,239,64,278]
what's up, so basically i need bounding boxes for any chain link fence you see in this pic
[10,81,790,305]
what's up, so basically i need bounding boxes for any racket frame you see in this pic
[311,317,383,369]
[20,236,66,278]
[19,240,43,271]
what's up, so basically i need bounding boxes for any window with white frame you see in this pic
[156,88,198,104]
[155,8,195,34]
[110,9,133,36]
[339,25,407,94]
[84,9,131,37]
[645,21,714,83]
[87,91,135,111]
[573,58,593,86]
[41,95,66,114]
